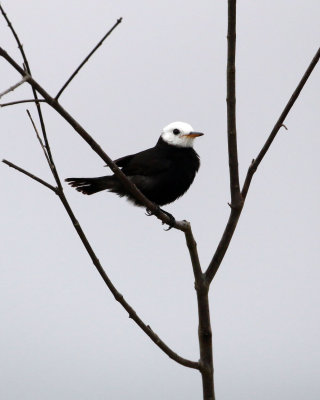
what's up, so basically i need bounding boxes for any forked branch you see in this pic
[206,46,320,283]
[2,159,58,193]
[1,6,200,372]
[0,4,54,170]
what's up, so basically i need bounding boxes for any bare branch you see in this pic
[206,47,320,284]
[61,193,199,369]
[241,46,320,200]
[184,223,203,283]
[226,0,242,208]
[57,198,198,369]
[0,3,58,179]
[0,4,29,68]
[55,17,123,100]
[196,283,214,398]
[58,188,199,368]
[0,99,46,108]
[0,76,27,99]
[0,46,188,231]
[2,154,199,369]
[2,159,58,193]
[204,0,243,285]
[0,9,200,368]
[26,109,52,168]
[205,208,241,282]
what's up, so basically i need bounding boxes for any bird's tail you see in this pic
[65,176,114,195]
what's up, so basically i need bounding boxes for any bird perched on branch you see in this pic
[66,121,203,226]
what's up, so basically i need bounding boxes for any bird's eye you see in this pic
[173,129,180,135]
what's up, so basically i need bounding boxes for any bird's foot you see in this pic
[145,209,152,216]
[145,206,175,231]
[145,204,163,217]
[161,209,176,231]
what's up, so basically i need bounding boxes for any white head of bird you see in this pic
[161,121,204,148]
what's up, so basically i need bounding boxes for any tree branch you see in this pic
[0,3,59,183]
[55,17,122,100]
[184,223,203,283]
[61,192,199,370]
[0,99,46,108]
[0,76,27,99]
[206,46,320,284]
[205,208,241,283]
[2,159,58,193]
[0,4,29,67]
[241,46,320,199]
[196,283,214,399]
[226,0,242,208]
[58,184,199,369]
[2,155,199,369]
[26,109,53,168]
[0,5,184,230]
[1,7,201,369]
[205,0,243,286]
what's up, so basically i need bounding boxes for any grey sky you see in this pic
[1,1,319,399]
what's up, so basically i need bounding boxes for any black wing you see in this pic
[114,147,172,176]
[114,154,135,168]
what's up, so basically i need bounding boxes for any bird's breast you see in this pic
[142,149,200,205]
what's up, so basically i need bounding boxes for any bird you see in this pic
[65,121,203,226]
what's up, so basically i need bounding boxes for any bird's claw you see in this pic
[161,210,176,231]
[162,216,175,231]
[145,206,175,231]
[145,205,161,217]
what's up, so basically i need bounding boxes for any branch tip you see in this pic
[55,17,123,100]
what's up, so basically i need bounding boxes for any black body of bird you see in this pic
[66,122,203,207]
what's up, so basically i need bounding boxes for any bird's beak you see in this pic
[183,132,204,138]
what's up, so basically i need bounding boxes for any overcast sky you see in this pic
[1,1,319,399]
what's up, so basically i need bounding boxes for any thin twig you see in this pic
[0,5,29,66]
[0,99,46,108]
[0,76,27,99]
[2,159,58,193]
[0,3,57,177]
[55,17,123,100]
[241,46,320,199]
[26,109,52,168]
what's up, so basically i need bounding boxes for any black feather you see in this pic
[66,137,200,206]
